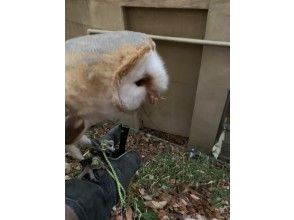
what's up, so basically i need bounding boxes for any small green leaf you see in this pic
[141,211,159,220]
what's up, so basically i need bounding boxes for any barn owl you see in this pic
[65,31,169,160]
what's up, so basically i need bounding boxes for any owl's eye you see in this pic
[135,75,151,87]
[135,78,145,86]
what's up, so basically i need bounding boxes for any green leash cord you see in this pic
[93,139,143,218]
[99,140,127,208]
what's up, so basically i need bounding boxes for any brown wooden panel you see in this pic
[106,0,210,9]
[123,7,207,39]
[65,20,93,40]
[140,40,204,137]
[123,7,207,136]
[140,80,197,137]
[189,46,230,152]
[156,41,203,84]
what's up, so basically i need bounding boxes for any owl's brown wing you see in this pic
[65,107,86,145]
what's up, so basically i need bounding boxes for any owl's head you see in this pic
[114,50,168,112]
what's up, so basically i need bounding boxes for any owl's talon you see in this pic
[78,166,99,183]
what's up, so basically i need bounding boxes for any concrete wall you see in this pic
[65,0,230,153]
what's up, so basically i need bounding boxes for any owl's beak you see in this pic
[147,91,160,105]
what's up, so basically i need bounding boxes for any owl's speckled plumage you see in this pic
[65,31,168,156]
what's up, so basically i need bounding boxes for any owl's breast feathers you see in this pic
[65,31,155,112]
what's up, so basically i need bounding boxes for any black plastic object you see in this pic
[113,124,129,158]
[104,124,122,147]
[105,124,129,154]
[82,124,130,167]
[91,124,130,158]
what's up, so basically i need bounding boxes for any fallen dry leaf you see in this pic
[159,193,173,203]
[143,194,153,201]
[190,194,200,201]
[178,205,188,215]
[125,208,133,220]
[158,210,166,219]
[139,188,146,195]
[180,198,188,206]
[195,214,207,220]
[145,200,168,209]
[172,202,181,208]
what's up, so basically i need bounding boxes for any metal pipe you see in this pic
[87,29,230,47]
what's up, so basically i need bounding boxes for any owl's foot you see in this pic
[77,166,98,183]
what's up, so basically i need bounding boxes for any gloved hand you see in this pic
[65,150,141,220]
